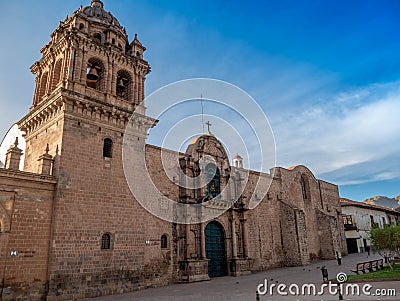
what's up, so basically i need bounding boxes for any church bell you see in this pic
[87,67,99,81]
[117,78,125,89]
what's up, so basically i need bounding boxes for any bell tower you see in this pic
[30,0,149,109]
[16,1,158,298]
[18,0,151,173]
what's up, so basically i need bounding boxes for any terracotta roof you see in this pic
[233,153,243,160]
[340,198,400,215]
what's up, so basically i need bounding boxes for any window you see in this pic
[39,72,48,101]
[300,175,308,200]
[206,163,221,198]
[370,215,379,228]
[52,59,63,90]
[343,215,357,230]
[93,33,102,44]
[343,215,353,225]
[103,138,113,158]
[101,233,111,250]
[161,234,168,249]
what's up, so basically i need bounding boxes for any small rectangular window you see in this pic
[101,233,111,250]
[103,138,113,158]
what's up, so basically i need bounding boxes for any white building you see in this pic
[340,198,400,254]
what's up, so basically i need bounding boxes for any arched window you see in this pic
[52,59,63,90]
[103,138,113,158]
[161,234,168,249]
[301,175,308,200]
[86,57,105,91]
[93,33,102,44]
[39,72,48,101]
[116,70,132,101]
[101,233,111,250]
[206,163,221,198]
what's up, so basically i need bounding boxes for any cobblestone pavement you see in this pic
[82,253,400,301]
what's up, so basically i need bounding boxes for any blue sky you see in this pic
[0,0,399,202]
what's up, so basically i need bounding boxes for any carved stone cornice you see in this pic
[19,89,64,137]
[19,85,145,138]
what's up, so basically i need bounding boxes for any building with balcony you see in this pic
[340,198,400,254]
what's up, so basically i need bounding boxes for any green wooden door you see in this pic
[205,221,227,277]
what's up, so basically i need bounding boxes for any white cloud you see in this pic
[273,81,400,184]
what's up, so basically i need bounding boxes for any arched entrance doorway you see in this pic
[205,221,227,277]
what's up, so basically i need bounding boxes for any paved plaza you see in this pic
[82,253,400,301]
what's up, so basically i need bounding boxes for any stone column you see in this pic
[111,61,117,95]
[61,48,69,86]
[231,217,238,259]
[67,44,76,82]
[137,73,142,104]
[241,218,249,258]
[73,47,83,82]
[141,75,145,102]
[80,48,88,84]
[200,222,206,259]
[135,71,140,104]
[33,75,41,106]
[107,58,113,94]
[185,224,190,259]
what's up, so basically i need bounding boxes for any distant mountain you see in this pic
[364,195,400,209]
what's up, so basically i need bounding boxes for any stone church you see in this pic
[0,1,346,300]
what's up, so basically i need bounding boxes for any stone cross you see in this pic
[205,121,212,133]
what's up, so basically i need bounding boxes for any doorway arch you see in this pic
[205,221,227,277]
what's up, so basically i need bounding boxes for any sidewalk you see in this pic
[82,253,400,301]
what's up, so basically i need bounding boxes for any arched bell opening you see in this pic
[86,58,105,91]
[116,69,132,101]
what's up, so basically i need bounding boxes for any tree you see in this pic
[369,226,400,270]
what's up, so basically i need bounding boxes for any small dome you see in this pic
[233,153,243,160]
[82,0,121,28]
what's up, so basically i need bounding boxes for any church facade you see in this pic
[0,1,346,300]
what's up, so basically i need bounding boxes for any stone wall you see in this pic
[0,169,56,301]
[43,113,176,300]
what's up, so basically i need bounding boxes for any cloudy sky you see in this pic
[0,0,399,201]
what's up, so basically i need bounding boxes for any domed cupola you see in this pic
[72,0,130,52]
[82,0,122,28]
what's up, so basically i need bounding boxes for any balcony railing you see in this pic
[344,223,358,231]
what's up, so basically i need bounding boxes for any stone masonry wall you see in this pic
[0,169,56,301]
[45,115,175,300]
